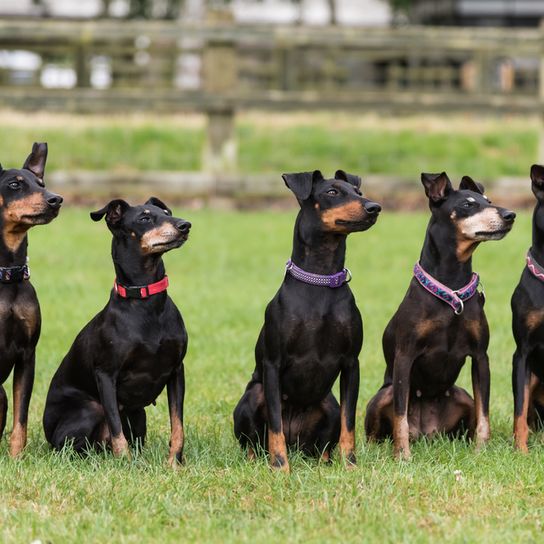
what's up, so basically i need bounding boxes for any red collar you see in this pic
[114,275,169,299]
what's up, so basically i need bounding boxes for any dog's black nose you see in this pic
[176,220,191,233]
[501,210,516,222]
[47,194,63,208]
[364,201,382,215]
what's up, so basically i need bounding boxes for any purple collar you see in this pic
[527,250,544,282]
[285,259,351,288]
[413,262,480,315]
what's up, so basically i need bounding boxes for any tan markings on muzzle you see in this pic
[2,193,50,252]
[321,201,365,232]
[453,208,506,262]
[140,223,180,253]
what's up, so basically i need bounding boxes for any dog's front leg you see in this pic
[392,353,413,460]
[263,360,289,473]
[166,363,185,467]
[339,359,359,466]
[95,369,129,458]
[512,346,531,453]
[471,352,491,449]
[9,352,35,457]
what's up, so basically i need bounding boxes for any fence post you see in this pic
[202,9,237,178]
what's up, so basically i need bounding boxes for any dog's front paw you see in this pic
[9,424,26,458]
[342,451,357,469]
[167,451,184,469]
[394,445,411,461]
[111,435,130,458]
[270,454,290,473]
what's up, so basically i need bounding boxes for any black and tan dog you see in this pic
[0,143,62,456]
[233,170,381,472]
[365,172,515,459]
[43,198,190,466]
[511,164,544,452]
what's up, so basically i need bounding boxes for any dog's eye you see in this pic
[138,216,152,223]
[462,200,474,208]
[326,189,338,196]
[8,181,21,190]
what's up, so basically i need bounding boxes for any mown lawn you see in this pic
[0,111,537,181]
[0,205,541,543]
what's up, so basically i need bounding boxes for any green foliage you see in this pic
[0,208,541,542]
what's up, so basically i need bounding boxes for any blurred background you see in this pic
[0,0,542,207]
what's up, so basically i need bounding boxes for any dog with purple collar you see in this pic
[511,164,544,452]
[233,169,381,472]
[365,172,515,460]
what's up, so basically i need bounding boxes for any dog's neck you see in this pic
[111,239,166,287]
[531,203,544,265]
[419,217,474,290]
[290,211,347,275]
[0,219,29,267]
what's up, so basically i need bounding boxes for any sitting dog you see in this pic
[365,172,515,459]
[43,198,190,466]
[0,142,62,456]
[233,170,381,472]
[511,164,544,452]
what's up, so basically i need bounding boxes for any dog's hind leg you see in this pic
[364,385,394,441]
[313,393,340,462]
[0,385,7,440]
[45,398,106,453]
[233,381,266,459]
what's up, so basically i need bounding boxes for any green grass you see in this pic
[0,207,541,543]
[0,112,537,181]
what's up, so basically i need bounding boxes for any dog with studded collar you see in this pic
[43,198,190,466]
[365,172,515,459]
[233,169,381,472]
[0,143,62,457]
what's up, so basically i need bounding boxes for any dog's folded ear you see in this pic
[459,175,485,195]
[282,170,323,203]
[335,170,361,189]
[90,199,130,226]
[421,172,452,203]
[530,164,544,200]
[145,196,172,216]
[23,142,48,180]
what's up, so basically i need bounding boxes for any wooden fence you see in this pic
[0,18,542,179]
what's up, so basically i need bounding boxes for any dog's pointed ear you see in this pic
[282,170,323,203]
[145,196,172,216]
[335,170,361,189]
[421,172,452,203]
[459,175,485,195]
[90,199,130,226]
[22,142,48,180]
[531,164,544,201]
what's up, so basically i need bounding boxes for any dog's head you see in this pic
[91,197,191,256]
[282,170,381,234]
[421,171,515,261]
[0,143,62,232]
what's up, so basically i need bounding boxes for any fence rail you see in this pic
[0,18,543,176]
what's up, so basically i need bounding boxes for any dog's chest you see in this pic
[115,334,184,407]
[0,295,40,342]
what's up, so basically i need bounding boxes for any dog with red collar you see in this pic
[43,198,190,466]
